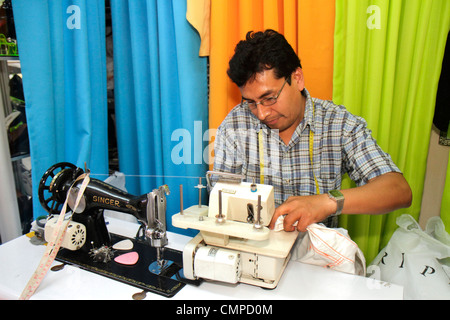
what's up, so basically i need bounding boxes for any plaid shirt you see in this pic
[213,89,400,226]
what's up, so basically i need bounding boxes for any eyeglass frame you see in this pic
[241,76,290,111]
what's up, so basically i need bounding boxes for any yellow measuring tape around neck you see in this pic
[258,129,265,184]
[258,100,320,195]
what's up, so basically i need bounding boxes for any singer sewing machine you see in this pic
[172,171,299,289]
[37,162,200,297]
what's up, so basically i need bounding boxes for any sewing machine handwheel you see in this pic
[38,162,82,215]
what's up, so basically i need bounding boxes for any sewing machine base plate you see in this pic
[54,233,201,298]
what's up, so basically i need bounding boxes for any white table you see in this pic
[0,216,403,300]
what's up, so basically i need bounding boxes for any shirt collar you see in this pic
[301,88,315,133]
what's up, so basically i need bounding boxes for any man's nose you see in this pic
[256,104,271,120]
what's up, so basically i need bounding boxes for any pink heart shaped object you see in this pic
[114,251,139,265]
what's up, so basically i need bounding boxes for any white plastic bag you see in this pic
[368,214,450,300]
[291,223,366,276]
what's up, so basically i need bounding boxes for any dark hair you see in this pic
[227,29,302,87]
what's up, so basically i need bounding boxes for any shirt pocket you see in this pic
[317,142,342,192]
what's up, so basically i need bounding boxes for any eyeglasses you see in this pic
[241,77,289,110]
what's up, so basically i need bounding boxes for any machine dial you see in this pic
[38,162,83,215]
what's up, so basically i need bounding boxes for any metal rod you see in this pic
[254,195,262,229]
[179,184,183,214]
[198,177,202,207]
[216,189,225,223]
[218,190,222,216]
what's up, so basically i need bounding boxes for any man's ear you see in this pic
[292,67,305,91]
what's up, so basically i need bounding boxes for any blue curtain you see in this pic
[110,0,208,236]
[12,0,108,219]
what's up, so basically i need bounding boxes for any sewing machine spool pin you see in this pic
[195,177,206,208]
[251,178,257,192]
[216,189,226,224]
[179,184,183,215]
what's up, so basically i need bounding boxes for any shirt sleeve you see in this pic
[341,114,401,186]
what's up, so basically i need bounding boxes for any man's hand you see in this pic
[269,194,335,232]
[268,172,412,233]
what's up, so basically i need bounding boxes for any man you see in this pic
[213,29,412,232]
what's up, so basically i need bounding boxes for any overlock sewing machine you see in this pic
[38,163,298,297]
[173,171,298,289]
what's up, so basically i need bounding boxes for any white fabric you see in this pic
[290,222,366,276]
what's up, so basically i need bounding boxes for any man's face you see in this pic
[239,68,306,143]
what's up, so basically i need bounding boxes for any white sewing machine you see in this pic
[172,171,298,289]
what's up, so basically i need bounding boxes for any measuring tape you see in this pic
[19,173,90,300]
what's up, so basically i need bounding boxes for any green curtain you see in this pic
[333,0,450,264]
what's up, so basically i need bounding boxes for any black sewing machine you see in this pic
[37,162,200,297]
